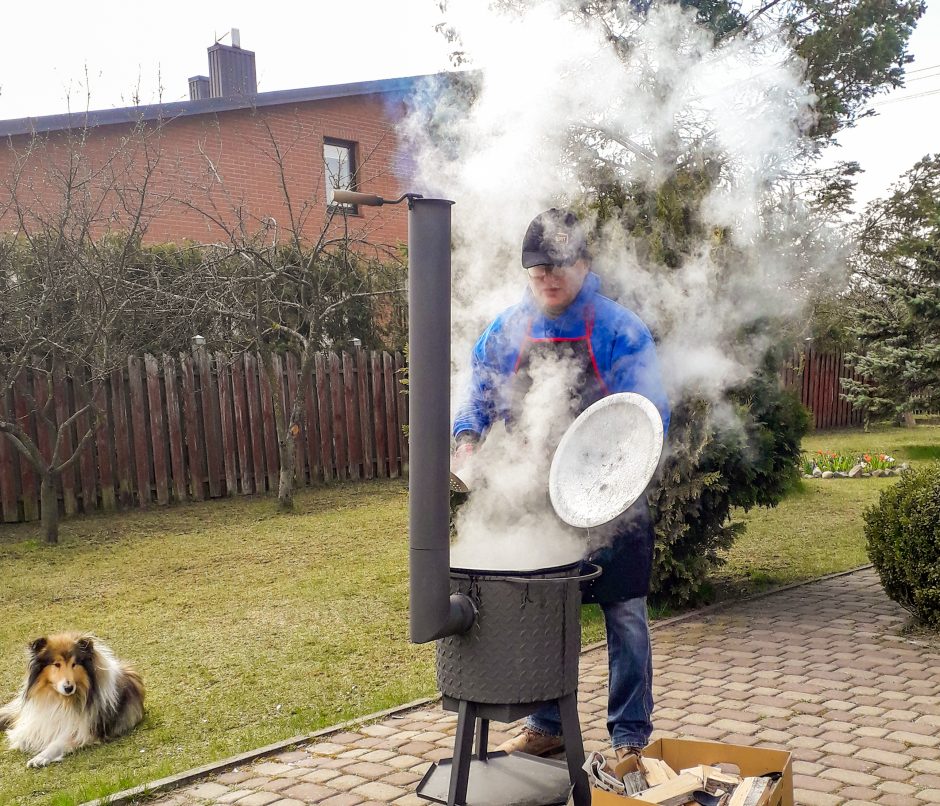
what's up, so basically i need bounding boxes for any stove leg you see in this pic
[448,699,476,806]
[558,692,589,806]
[475,718,489,761]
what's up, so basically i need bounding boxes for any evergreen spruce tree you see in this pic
[843,155,940,425]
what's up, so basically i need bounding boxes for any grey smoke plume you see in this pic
[404,0,843,570]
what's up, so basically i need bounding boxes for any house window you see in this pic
[324,139,357,210]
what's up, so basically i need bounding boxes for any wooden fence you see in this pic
[0,349,407,524]
[780,348,864,430]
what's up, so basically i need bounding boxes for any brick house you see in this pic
[0,33,427,248]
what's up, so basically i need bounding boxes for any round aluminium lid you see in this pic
[549,392,664,528]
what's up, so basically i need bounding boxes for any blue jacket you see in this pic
[452,272,671,603]
[454,272,670,438]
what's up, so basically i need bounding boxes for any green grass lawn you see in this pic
[1,423,938,805]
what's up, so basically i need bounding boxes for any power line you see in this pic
[873,87,940,108]
[907,71,940,83]
[906,62,940,75]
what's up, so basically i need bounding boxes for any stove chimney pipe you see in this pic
[407,197,476,643]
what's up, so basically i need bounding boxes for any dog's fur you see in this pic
[0,633,144,767]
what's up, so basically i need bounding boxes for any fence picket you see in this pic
[230,355,254,494]
[244,353,266,492]
[53,362,78,515]
[196,350,222,498]
[357,349,374,480]
[314,352,334,480]
[110,366,134,507]
[127,356,151,508]
[162,355,187,503]
[71,369,98,512]
[300,355,320,484]
[394,351,408,468]
[180,353,205,501]
[329,353,348,479]
[13,372,39,521]
[93,381,116,511]
[384,352,399,479]
[144,354,169,506]
[216,353,238,497]
[371,352,388,478]
[343,352,361,480]
[0,390,18,522]
[257,353,281,493]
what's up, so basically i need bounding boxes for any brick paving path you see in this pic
[137,569,940,806]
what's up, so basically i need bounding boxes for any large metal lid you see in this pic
[549,392,664,528]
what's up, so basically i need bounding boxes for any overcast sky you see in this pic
[1,0,938,209]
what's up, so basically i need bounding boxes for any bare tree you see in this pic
[0,120,172,542]
[164,118,407,509]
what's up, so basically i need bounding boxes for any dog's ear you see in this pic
[76,637,94,656]
[29,637,47,655]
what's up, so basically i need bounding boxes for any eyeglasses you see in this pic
[525,264,572,279]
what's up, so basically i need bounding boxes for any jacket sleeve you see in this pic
[609,324,671,435]
[453,323,500,440]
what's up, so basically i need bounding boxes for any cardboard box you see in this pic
[590,738,793,806]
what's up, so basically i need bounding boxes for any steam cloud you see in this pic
[404,0,843,570]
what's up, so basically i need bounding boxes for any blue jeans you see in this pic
[526,597,653,750]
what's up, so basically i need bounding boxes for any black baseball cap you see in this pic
[521,208,589,269]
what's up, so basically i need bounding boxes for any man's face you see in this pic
[526,258,590,315]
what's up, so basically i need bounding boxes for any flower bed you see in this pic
[801,450,907,479]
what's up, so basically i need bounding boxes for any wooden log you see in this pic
[343,352,361,479]
[216,352,238,497]
[180,353,205,501]
[53,362,78,515]
[330,352,348,479]
[162,355,187,503]
[244,352,267,493]
[727,777,772,806]
[257,352,281,493]
[93,381,116,511]
[144,354,169,506]
[384,352,399,479]
[635,772,702,804]
[230,354,254,494]
[315,352,334,481]
[13,371,39,521]
[110,366,134,507]
[357,348,374,480]
[372,351,388,478]
[127,355,152,508]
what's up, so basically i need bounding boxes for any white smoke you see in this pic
[403,0,843,570]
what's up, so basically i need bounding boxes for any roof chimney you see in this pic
[207,29,257,98]
[188,75,211,101]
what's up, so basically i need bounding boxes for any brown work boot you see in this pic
[495,726,565,757]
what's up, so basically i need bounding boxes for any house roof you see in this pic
[0,73,438,138]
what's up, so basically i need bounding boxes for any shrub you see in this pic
[865,462,940,627]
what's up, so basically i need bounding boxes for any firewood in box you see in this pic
[634,772,702,805]
[643,757,678,786]
[726,776,772,806]
[679,765,741,791]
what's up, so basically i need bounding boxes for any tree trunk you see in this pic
[40,472,59,545]
[277,429,297,510]
[902,411,917,428]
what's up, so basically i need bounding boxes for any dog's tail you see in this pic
[0,697,19,730]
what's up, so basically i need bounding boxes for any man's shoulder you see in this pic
[590,291,653,338]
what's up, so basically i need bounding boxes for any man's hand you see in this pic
[452,441,475,472]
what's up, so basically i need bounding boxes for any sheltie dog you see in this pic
[0,633,145,767]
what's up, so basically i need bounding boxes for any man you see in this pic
[452,208,670,765]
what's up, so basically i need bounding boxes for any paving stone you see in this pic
[281,782,337,802]
[351,781,409,801]
[232,794,281,806]
[318,795,364,806]
[184,783,232,799]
